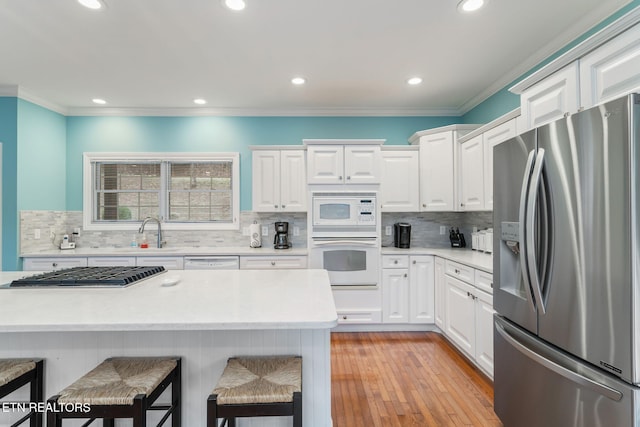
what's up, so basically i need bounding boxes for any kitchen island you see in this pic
[0,269,337,427]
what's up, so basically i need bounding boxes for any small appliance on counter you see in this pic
[449,227,466,248]
[60,234,76,250]
[249,221,262,248]
[274,221,291,249]
[393,223,411,248]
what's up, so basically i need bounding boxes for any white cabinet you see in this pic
[306,144,381,185]
[23,257,88,271]
[409,256,434,323]
[482,118,517,210]
[459,135,485,211]
[380,149,420,212]
[580,23,640,108]
[252,149,306,212]
[333,287,382,325]
[520,61,580,130]
[136,256,184,270]
[239,255,307,269]
[87,257,136,267]
[382,255,434,324]
[410,125,479,212]
[443,265,494,378]
[434,257,446,330]
[382,267,409,323]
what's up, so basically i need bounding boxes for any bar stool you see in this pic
[0,359,44,427]
[207,356,302,427]
[47,357,181,427]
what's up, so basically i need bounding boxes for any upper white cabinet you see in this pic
[459,135,485,211]
[409,125,479,212]
[580,22,640,108]
[520,61,580,130]
[482,118,517,210]
[380,149,420,212]
[304,140,384,185]
[252,149,306,212]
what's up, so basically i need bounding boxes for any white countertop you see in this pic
[21,246,308,257]
[381,247,493,273]
[0,269,337,332]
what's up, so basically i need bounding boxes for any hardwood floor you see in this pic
[331,331,503,427]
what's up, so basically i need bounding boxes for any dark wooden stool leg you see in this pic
[293,391,302,427]
[103,419,115,427]
[132,395,146,427]
[206,394,217,427]
[31,360,44,427]
[227,418,236,427]
[46,396,61,427]
[172,359,181,427]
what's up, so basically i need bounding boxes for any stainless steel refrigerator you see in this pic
[493,93,640,426]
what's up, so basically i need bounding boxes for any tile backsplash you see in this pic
[20,210,493,253]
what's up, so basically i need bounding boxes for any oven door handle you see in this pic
[311,239,378,247]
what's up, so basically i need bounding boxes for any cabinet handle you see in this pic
[274,204,278,208]
[347,176,351,180]
[282,204,286,208]
[271,261,276,266]
[404,273,408,278]
[343,315,348,320]
[339,176,343,180]
[394,260,398,264]
[413,260,416,264]
[52,262,58,267]
[455,269,460,274]
[460,203,464,207]
[491,282,493,288]
[422,204,426,207]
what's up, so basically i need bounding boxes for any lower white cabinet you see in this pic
[239,255,307,269]
[444,273,494,378]
[434,257,446,330]
[136,256,184,270]
[87,256,136,267]
[382,255,434,324]
[332,287,382,325]
[23,257,88,271]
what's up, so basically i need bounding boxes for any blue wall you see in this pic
[0,98,18,270]
[65,115,458,211]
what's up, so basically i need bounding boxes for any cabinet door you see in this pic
[521,62,579,130]
[380,151,419,212]
[136,256,184,270]
[344,145,381,184]
[475,289,495,378]
[88,257,136,267]
[307,145,344,184]
[409,256,434,324]
[240,256,308,269]
[280,150,307,212]
[382,269,409,323]
[483,118,517,210]
[459,135,485,211]
[419,132,455,211]
[444,275,475,357]
[252,150,280,212]
[434,257,446,330]
[23,257,88,271]
[580,23,640,109]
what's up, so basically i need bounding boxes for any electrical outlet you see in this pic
[262,226,269,236]
[293,226,300,237]
[440,226,446,235]
[385,226,392,236]
[242,227,249,236]
[34,229,41,239]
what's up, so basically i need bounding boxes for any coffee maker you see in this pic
[393,222,411,248]
[274,221,291,249]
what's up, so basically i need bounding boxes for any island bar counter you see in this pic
[0,269,338,427]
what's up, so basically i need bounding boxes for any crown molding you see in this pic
[0,85,68,115]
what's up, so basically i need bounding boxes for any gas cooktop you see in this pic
[9,266,166,288]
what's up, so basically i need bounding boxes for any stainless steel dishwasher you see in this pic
[183,256,240,270]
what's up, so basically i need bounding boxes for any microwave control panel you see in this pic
[357,198,376,222]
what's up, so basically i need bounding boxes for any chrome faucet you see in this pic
[138,217,165,248]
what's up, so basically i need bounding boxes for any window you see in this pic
[83,153,239,230]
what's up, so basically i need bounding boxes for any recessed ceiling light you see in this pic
[407,77,423,85]
[457,0,486,13]
[193,98,207,105]
[78,0,104,10]
[224,0,246,11]
[291,77,306,85]
[92,98,107,105]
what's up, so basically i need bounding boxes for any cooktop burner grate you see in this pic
[10,266,166,288]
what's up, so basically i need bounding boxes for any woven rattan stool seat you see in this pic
[212,356,301,405]
[0,359,36,387]
[57,357,178,406]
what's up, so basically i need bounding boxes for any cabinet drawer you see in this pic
[381,255,409,268]
[445,260,474,284]
[337,309,382,324]
[87,257,137,267]
[23,257,88,271]
[240,256,307,269]
[136,256,184,270]
[475,270,493,294]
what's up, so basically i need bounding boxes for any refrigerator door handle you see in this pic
[526,148,547,314]
[519,149,537,312]
[495,321,623,402]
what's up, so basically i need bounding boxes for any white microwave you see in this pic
[311,192,377,236]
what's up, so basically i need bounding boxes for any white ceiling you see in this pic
[0,0,630,116]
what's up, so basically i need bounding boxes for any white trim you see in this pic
[249,145,307,151]
[302,139,385,146]
[458,108,521,143]
[380,145,418,151]
[408,124,481,144]
[82,152,240,232]
[510,4,640,94]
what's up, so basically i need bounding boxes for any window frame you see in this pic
[83,152,240,231]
